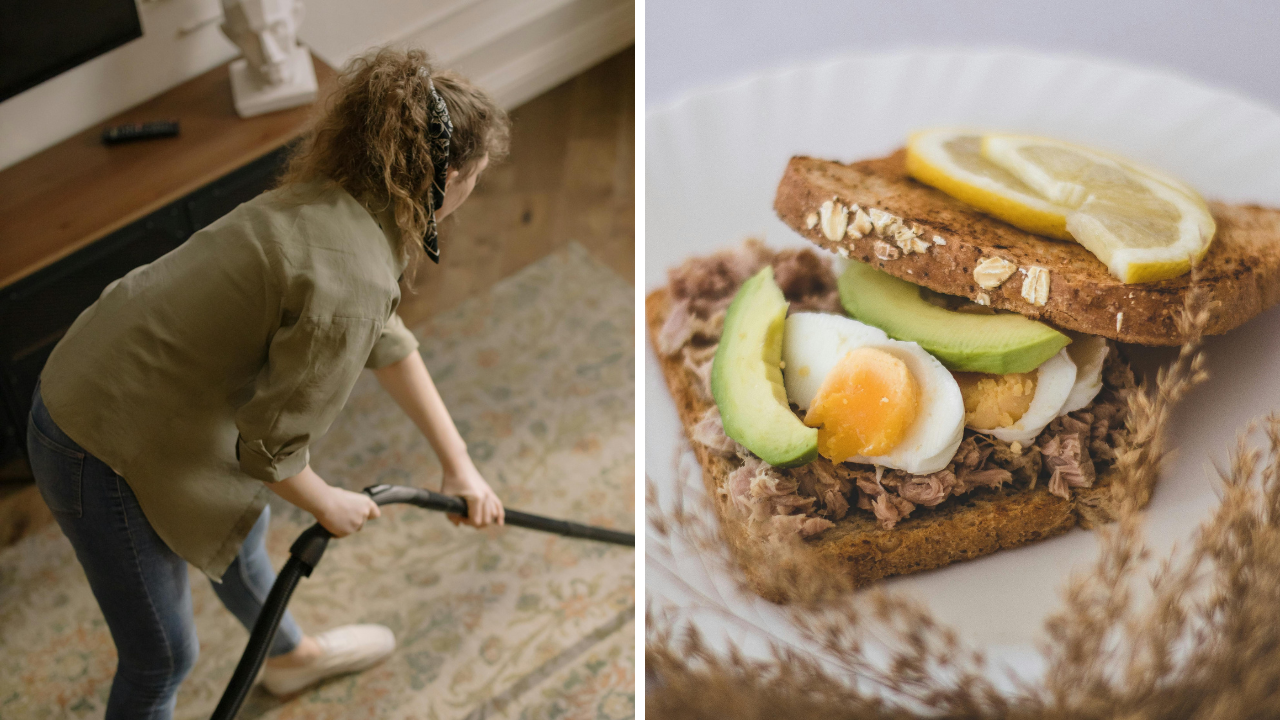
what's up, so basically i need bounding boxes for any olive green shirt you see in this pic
[40,180,419,580]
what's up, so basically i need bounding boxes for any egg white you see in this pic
[782,313,965,475]
[782,313,889,409]
[986,348,1078,445]
[1060,335,1110,415]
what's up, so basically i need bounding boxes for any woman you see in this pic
[26,49,509,718]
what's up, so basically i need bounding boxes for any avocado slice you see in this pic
[838,260,1070,374]
[711,267,818,468]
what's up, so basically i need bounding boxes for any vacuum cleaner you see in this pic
[211,483,634,719]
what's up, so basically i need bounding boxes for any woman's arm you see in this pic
[269,465,381,537]
[372,350,505,526]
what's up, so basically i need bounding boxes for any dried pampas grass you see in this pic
[648,283,1280,718]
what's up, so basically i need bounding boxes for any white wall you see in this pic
[306,0,635,110]
[0,0,634,172]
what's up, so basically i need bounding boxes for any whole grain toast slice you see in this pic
[774,150,1280,346]
[648,287,1128,599]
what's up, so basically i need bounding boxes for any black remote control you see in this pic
[101,120,180,145]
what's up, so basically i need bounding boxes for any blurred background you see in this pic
[647,0,1280,110]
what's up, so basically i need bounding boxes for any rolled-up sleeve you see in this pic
[364,311,420,369]
[236,315,381,482]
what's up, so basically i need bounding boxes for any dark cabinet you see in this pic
[0,204,189,437]
[0,145,290,459]
[186,149,292,232]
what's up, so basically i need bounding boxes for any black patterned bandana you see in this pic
[422,72,453,263]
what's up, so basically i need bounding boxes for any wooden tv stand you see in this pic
[0,53,336,459]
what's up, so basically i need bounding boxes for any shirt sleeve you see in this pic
[364,310,420,369]
[236,315,381,482]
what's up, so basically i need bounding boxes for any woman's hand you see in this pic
[372,352,505,529]
[315,486,382,537]
[269,466,381,538]
[441,460,504,528]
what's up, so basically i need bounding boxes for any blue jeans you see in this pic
[27,382,303,720]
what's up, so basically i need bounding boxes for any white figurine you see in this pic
[220,0,318,118]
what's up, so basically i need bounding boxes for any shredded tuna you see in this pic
[793,458,855,520]
[991,440,1043,485]
[1056,414,1092,438]
[812,460,853,519]
[769,494,817,516]
[849,472,915,528]
[1041,427,1097,501]
[750,471,800,500]
[721,347,1131,536]
[871,492,916,529]
[663,242,1138,540]
[768,513,832,539]
[668,239,773,318]
[724,455,815,531]
[690,407,741,457]
[656,299,725,356]
[855,476,883,504]
[726,460,760,514]
[772,249,842,313]
[682,354,715,400]
[952,436,989,471]
[1047,467,1070,501]
[956,468,1013,493]
[898,471,954,506]
[801,517,835,537]
[667,240,842,333]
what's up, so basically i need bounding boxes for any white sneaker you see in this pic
[261,624,396,697]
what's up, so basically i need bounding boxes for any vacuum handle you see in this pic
[363,484,634,546]
[364,483,467,513]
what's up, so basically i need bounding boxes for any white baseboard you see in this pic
[457,0,635,109]
[314,0,634,111]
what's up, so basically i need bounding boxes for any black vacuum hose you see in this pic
[211,522,331,720]
[210,557,306,719]
[210,485,632,719]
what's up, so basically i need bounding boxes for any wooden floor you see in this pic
[398,48,634,325]
[0,47,634,548]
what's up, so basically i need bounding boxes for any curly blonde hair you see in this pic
[279,48,510,271]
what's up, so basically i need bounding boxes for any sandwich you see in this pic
[647,129,1280,597]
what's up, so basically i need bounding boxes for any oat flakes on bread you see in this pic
[648,243,1141,597]
[773,150,1280,346]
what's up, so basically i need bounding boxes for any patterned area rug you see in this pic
[0,243,635,720]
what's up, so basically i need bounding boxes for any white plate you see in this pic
[645,49,1280,682]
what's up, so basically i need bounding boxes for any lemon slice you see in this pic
[981,134,1216,283]
[905,129,1074,240]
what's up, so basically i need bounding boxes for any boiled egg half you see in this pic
[953,336,1111,444]
[781,313,965,475]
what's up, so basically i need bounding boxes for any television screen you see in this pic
[0,0,143,103]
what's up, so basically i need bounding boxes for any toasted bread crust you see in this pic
[647,287,1122,596]
[774,151,1280,346]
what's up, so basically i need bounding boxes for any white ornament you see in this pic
[220,0,318,118]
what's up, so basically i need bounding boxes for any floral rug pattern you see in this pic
[0,243,635,719]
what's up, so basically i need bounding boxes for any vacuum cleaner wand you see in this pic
[210,484,633,719]
[363,484,635,546]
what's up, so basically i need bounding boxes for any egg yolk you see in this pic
[952,371,1037,429]
[803,347,920,461]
